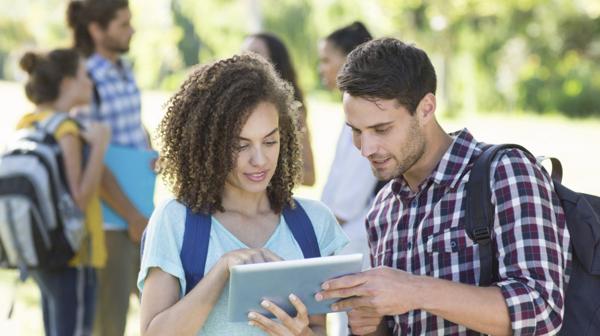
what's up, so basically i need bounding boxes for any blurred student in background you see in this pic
[18,48,110,336]
[317,21,377,336]
[319,21,376,267]
[242,33,316,186]
[67,1,149,335]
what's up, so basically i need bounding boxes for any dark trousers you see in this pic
[30,267,97,336]
[93,230,140,336]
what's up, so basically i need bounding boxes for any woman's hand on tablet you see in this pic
[220,248,283,274]
[248,294,319,336]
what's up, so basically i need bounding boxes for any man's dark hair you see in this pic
[66,0,129,56]
[337,38,437,114]
[326,21,372,56]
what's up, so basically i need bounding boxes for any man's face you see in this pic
[99,8,134,54]
[343,93,426,181]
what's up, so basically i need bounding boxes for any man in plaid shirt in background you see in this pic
[67,1,149,335]
[317,38,570,335]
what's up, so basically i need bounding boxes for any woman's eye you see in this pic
[237,144,249,151]
[265,141,278,146]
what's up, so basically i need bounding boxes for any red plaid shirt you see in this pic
[367,129,570,335]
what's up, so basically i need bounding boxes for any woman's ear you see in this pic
[416,93,436,124]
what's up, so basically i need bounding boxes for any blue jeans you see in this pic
[30,267,97,336]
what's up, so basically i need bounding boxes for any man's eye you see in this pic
[375,127,390,134]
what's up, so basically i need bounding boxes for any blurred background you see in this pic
[1,0,599,334]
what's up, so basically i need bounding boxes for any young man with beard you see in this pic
[67,1,149,335]
[316,38,571,336]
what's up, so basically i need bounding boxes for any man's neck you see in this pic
[404,124,453,192]
[94,47,121,64]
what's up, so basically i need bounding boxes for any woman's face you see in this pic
[225,101,280,195]
[241,36,271,60]
[64,59,93,107]
[318,39,347,91]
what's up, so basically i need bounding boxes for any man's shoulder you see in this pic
[488,146,543,180]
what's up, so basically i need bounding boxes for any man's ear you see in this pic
[87,22,103,44]
[416,93,436,124]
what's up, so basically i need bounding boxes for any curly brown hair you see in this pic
[158,53,302,214]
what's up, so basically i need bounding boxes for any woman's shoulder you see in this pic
[147,198,187,231]
[153,197,187,219]
[293,197,333,216]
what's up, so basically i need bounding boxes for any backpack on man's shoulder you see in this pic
[0,113,85,272]
[465,144,600,335]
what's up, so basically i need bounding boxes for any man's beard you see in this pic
[372,128,426,181]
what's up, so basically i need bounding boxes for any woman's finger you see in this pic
[288,294,309,323]
[260,248,283,262]
[248,311,285,336]
[261,300,295,327]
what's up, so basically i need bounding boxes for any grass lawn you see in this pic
[1,80,599,335]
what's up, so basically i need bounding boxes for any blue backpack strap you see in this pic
[173,200,317,296]
[180,208,212,295]
[283,199,321,258]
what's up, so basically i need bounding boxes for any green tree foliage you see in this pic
[1,0,598,117]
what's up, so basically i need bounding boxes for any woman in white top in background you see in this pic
[317,21,380,336]
[318,21,379,268]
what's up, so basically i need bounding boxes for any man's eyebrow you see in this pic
[345,121,394,130]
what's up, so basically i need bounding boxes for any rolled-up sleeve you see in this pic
[491,149,570,335]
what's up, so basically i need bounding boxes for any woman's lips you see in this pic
[244,170,268,182]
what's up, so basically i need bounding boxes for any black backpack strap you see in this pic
[282,199,321,258]
[465,143,531,286]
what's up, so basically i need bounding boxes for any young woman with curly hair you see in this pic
[137,53,348,336]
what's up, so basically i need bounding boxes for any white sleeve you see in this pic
[321,127,378,222]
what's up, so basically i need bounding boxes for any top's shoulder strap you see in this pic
[282,198,321,258]
[465,143,530,286]
[180,207,212,295]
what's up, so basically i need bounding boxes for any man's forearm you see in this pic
[419,276,512,336]
[100,166,140,221]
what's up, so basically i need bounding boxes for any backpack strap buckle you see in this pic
[471,226,491,244]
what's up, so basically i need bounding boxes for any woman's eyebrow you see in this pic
[237,127,279,141]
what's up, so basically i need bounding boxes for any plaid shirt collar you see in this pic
[391,128,480,198]
[87,53,132,79]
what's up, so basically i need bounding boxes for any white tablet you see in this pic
[227,253,363,322]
